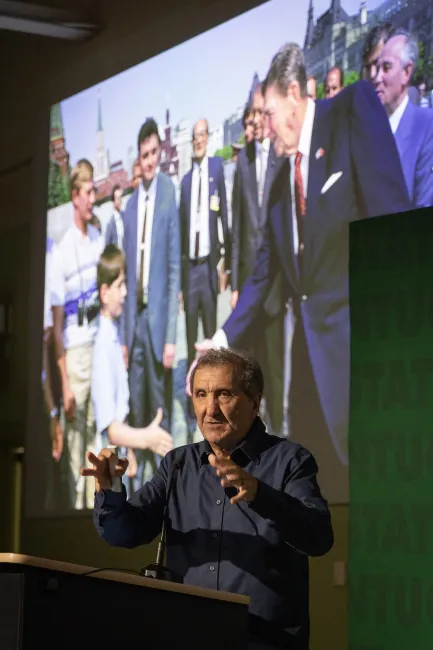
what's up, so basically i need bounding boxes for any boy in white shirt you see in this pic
[91,244,173,493]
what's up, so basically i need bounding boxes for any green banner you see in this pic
[348,208,433,650]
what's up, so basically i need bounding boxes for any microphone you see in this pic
[140,454,185,583]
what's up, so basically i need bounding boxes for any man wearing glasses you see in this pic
[179,119,230,369]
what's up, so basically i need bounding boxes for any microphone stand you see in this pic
[140,460,184,584]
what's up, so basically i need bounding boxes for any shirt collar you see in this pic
[198,416,268,467]
[193,155,208,172]
[139,172,158,202]
[255,137,270,155]
[298,97,315,158]
[389,93,409,134]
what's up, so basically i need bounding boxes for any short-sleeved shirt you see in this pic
[92,314,130,435]
[50,223,103,350]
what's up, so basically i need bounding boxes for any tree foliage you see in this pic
[47,160,70,209]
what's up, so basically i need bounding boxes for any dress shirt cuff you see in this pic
[95,485,127,512]
[212,329,228,349]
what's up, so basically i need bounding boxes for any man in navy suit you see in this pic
[231,83,285,433]
[373,29,433,207]
[187,43,411,499]
[105,185,124,248]
[179,119,230,367]
[121,118,180,485]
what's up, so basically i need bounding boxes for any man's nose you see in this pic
[205,396,220,415]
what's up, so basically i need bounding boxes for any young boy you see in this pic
[91,245,173,491]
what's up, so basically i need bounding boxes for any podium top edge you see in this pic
[0,553,250,605]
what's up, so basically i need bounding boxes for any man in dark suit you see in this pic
[231,83,284,432]
[105,184,124,248]
[373,29,433,207]
[188,43,411,499]
[121,118,180,485]
[179,119,230,367]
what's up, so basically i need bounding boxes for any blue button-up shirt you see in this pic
[94,417,333,649]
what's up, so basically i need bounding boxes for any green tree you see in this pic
[238,132,246,146]
[414,40,433,85]
[47,160,70,209]
[215,145,233,162]
[344,70,360,86]
[317,70,359,99]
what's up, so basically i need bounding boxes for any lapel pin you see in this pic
[315,148,325,160]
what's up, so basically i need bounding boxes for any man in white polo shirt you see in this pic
[51,159,103,510]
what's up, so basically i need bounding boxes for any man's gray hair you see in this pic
[386,28,419,69]
[262,42,308,98]
[190,348,264,400]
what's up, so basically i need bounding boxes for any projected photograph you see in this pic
[39,0,433,514]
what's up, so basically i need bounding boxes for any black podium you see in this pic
[0,553,249,649]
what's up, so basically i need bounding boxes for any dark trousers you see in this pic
[129,307,171,489]
[185,260,217,366]
[289,313,345,499]
[260,313,285,434]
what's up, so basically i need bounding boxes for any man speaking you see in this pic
[83,348,333,650]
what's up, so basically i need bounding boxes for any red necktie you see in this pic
[294,152,306,256]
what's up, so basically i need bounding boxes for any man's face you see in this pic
[264,82,303,157]
[244,113,254,144]
[192,365,260,451]
[363,40,385,82]
[72,180,95,223]
[251,89,265,142]
[307,77,317,100]
[419,82,426,97]
[101,270,127,320]
[192,120,208,161]
[374,35,412,115]
[113,188,123,212]
[139,133,160,184]
[325,69,343,99]
[132,163,142,189]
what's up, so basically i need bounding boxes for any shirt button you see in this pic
[301,294,307,301]
[209,565,215,572]
[299,242,304,253]
[216,499,222,505]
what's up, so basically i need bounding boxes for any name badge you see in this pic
[210,193,220,212]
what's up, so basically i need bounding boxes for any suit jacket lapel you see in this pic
[129,191,139,296]
[185,169,193,246]
[247,141,259,214]
[303,100,331,258]
[207,157,216,248]
[150,176,163,278]
[270,157,299,291]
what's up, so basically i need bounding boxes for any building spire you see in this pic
[97,89,103,132]
[304,0,314,49]
[331,0,341,23]
[50,103,64,141]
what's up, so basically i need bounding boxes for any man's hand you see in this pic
[230,290,239,310]
[144,407,173,456]
[178,292,183,313]
[209,453,258,504]
[121,345,129,369]
[81,448,129,493]
[219,270,229,292]
[185,338,216,397]
[62,383,76,421]
[126,448,138,478]
[50,416,63,462]
[163,343,176,369]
